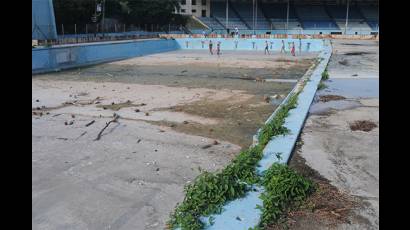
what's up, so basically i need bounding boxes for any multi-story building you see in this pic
[176,0,211,18]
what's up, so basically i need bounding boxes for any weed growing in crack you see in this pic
[257,163,315,228]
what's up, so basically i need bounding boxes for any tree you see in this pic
[52,0,187,33]
[124,0,187,28]
[53,0,124,30]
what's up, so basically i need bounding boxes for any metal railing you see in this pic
[35,23,188,46]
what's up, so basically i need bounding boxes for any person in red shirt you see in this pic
[291,42,296,56]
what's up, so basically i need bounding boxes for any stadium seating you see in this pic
[327,5,363,19]
[194,1,378,34]
[231,2,271,30]
[360,6,378,20]
[366,20,378,30]
[211,1,249,30]
[261,3,297,19]
[327,5,371,31]
[199,17,225,30]
[260,3,302,30]
[360,6,378,30]
[295,5,338,29]
[270,19,302,30]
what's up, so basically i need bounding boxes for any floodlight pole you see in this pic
[255,0,258,31]
[286,0,290,34]
[102,0,106,37]
[93,0,97,37]
[345,0,350,35]
[226,0,229,33]
[252,0,255,34]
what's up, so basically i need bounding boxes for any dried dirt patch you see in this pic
[344,52,375,56]
[338,59,349,66]
[349,120,377,132]
[318,95,346,102]
[149,95,277,149]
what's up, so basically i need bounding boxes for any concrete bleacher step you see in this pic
[228,0,251,30]
[259,5,275,29]
[324,5,341,30]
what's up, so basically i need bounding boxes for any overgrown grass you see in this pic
[258,164,315,228]
[167,93,300,230]
[317,81,327,90]
[317,68,329,91]
[321,69,329,81]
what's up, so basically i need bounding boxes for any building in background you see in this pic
[177,0,211,17]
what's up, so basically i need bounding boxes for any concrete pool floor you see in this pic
[32,50,318,229]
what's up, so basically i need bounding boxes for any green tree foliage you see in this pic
[124,0,186,26]
[53,0,96,25]
[53,0,187,32]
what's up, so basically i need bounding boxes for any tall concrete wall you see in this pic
[32,0,58,40]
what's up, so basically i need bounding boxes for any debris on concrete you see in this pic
[318,95,346,102]
[94,114,120,141]
[338,59,349,66]
[263,95,271,103]
[85,120,95,127]
[349,120,377,132]
[201,144,212,149]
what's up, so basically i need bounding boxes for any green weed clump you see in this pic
[168,93,300,230]
[317,81,327,90]
[258,163,315,227]
[317,68,329,90]
[321,69,329,80]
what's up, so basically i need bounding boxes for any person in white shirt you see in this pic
[264,41,270,55]
[280,40,286,53]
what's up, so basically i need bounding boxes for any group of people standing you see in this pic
[278,40,297,56]
[266,39,304,56]
[208,40,221,56]
[207,38,307,57]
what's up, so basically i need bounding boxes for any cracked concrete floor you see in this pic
[32,49,318,230]
[31,81,243,230]
[296,39,379,229]
[32,111,240,230]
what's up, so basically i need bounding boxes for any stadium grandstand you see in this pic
[181,0,378,35]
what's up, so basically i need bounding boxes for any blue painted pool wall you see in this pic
[176,38,323,51]
[32,39,181,74]
[32,38,323,74]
